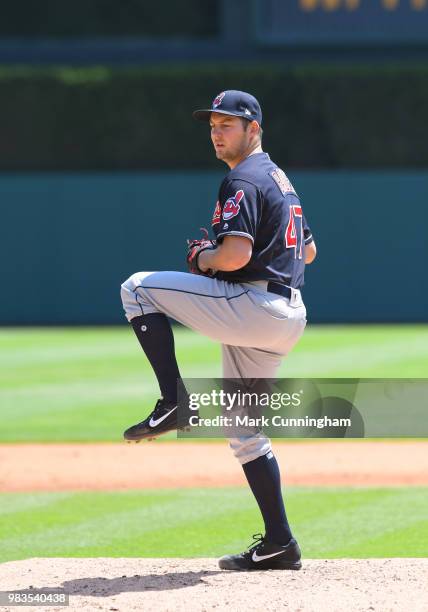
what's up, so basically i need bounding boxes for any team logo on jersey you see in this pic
[222,190,244,221]
[211,200,221,225]
[212,92,225,108]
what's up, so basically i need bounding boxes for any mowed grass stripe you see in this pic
[0,488,427,562]
[0,327,220,388]
[0,489,256,560]
[0,491,170,538]
[292,488,428,556]
[1,327,426,383]
[0,493,74,517]
[334,519,428,557]
[280,340,428,377]
[278,327,428,377]
[1,325,428,379]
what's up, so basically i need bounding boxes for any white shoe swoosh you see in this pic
[149,406,177,428]
[252,550,285,563]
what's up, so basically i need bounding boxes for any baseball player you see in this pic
[120,90,316,571]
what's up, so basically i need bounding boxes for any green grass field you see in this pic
[0,487,427,563]
[1,325,427,442]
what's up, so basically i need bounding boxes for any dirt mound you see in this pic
[0,557,427,611]
[1,441,428,492]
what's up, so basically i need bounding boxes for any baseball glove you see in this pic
[187,227,216,276]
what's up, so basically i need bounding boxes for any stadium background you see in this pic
[1,0,428,324]
[1,2,427,610]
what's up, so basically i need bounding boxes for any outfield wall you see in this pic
[2,170,426,324]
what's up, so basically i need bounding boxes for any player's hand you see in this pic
[186,228,216,276]
[196,248,213,273]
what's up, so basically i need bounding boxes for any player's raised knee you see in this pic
[120,272,142,309]
[121,271,149,292]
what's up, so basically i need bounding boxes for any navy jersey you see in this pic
[211,152,313,288]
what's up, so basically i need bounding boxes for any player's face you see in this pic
[209,113,254,168]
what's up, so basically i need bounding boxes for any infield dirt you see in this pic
[1,440,428,491]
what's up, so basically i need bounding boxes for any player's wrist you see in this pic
[197,248,213,272]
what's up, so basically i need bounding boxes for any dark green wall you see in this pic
[1,171,426,324]
[1,65,428,170]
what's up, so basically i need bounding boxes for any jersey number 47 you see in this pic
[285,205,303,260]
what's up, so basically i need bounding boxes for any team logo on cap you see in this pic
[223,190,244,221]
[212,92,225,108]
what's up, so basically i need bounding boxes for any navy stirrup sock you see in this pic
[242,452,292,545]
[131,313,181,404]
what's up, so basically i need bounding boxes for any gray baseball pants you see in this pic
[121,271,307,464]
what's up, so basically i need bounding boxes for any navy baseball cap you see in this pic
[193,90,262,125]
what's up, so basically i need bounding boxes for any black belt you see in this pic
[267,281,292,299]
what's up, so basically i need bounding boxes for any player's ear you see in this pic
[250,120,261,139]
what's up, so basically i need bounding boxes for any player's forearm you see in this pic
[305,241,317,264]
[199,241,251,272]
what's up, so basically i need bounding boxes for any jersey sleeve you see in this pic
[303,213,314,245]
[213,179,260,244]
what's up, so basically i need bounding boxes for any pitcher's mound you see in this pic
[1,557,427,611]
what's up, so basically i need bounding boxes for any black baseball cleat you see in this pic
[124,398,181,442]
[218,533,302,571]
